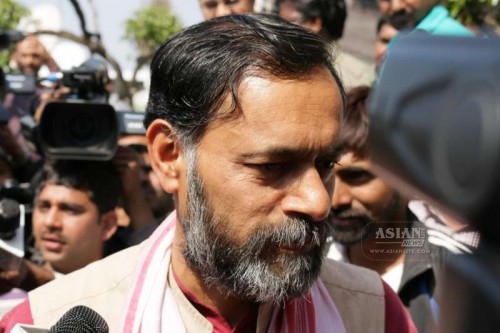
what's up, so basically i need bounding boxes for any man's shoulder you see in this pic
[418,5,473,36]
[320,259,386,333]
[320,258,385,295]
[28,244,146,328]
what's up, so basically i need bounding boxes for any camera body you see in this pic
[0,199,26,260]
[39,101,118,161]
[0,181,33,266]
[55,57,110,102]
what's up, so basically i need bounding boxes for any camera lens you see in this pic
[61,109,102,147]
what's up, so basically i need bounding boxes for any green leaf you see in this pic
[123,5,182,58]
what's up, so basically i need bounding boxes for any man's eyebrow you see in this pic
[336,166,369,173]
[34,198,48,205]
[239,145,344,160]
[59,202,86,211]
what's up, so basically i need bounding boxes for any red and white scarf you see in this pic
[121,211,346,333]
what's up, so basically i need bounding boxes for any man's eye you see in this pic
[35,203,49,212]
[203,1,219,9]
[342,170,374,185]
[258,163,285,172]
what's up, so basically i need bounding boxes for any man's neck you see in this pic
[171,230,257,328]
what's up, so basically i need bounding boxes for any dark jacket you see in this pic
[398,219,447,333]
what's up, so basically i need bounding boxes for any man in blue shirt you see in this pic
[379,0,472,36]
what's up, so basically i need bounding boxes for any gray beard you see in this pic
[181,150,330,304]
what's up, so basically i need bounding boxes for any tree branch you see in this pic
[68,0,93,39]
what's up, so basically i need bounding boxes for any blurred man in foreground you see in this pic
[2,14,415,333]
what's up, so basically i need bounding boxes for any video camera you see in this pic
[368,33,500,333]
[44,57,110,102]
[36,57,146,161]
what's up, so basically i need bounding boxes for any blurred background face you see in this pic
[374,22,399,73]
[278,0,322,35]
[199,0,255,20]
[378,0,436,20]
[400,0,437,21]
[330,152,406,244]
[12,36,46,75]
[32,183,108,274]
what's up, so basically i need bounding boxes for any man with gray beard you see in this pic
[2,14,415,333]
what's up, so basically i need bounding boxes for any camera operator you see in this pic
[3,35,60,118]
[1,35,60,185]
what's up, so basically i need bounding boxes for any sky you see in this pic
[16,0,204,74]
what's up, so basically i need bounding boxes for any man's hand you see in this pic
[33,85,71,122]
[0,257,54,294]
[0,124,28,165]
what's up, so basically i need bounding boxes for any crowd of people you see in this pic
[0,0,485,332]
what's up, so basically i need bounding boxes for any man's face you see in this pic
[379,0,436,21]
[330,152,406,244]
[178,68,343,303]
[12,37,46,75]
[32,184,109,274]
[278,0,322,35]
[400,0,437,21]
[199,0,255,20]
[375,22,399,73]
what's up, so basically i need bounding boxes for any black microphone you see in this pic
[49,305,108,333]
[12,305,108,333]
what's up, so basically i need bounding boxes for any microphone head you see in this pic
[49,305,108,333]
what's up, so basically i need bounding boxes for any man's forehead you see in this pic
[17,38,43,52]
[39,182,90,196]
[206,69,341,127]
[338,151,372,166]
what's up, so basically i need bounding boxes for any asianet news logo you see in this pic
[374,226,426,247]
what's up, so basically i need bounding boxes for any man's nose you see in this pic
[389,0,404,13]
[43,208,62,229]
[216,4,233,17]
[281,168,332,222]
[331,178,353,209]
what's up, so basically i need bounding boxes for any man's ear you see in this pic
[100,210,118,242]
[146,119,183,194]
